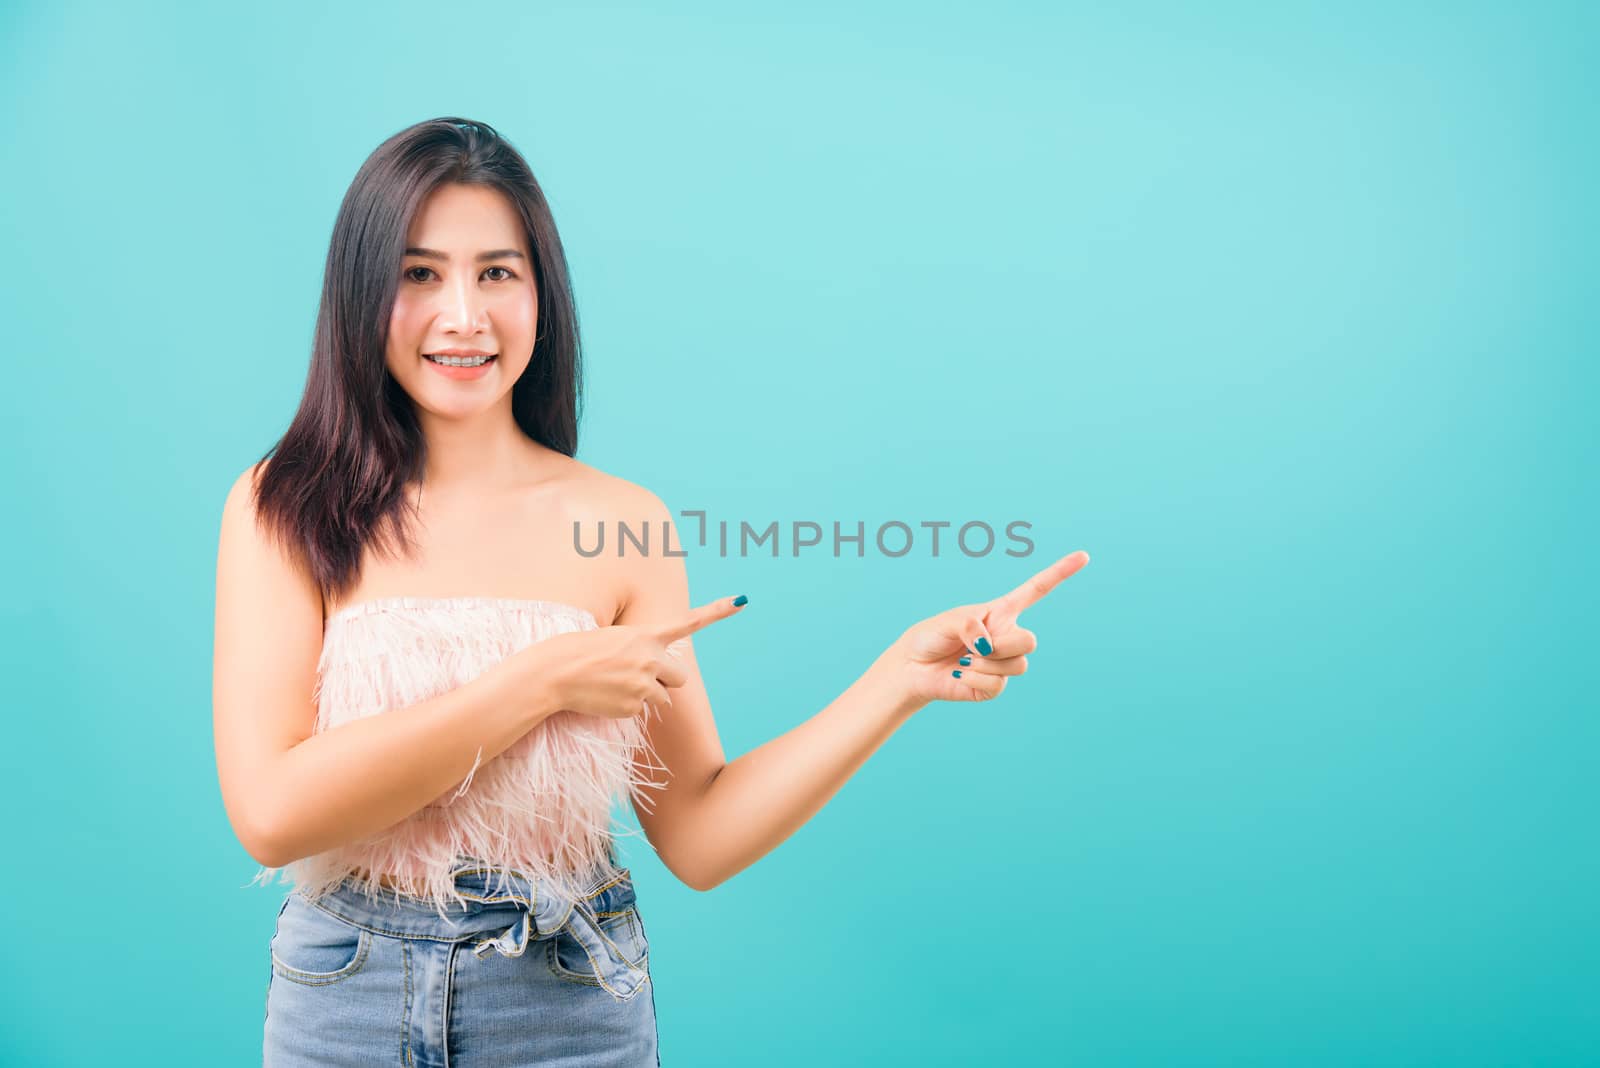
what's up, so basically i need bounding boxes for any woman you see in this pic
[213,116,1089,1066]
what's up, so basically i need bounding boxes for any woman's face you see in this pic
[385,182,538,418]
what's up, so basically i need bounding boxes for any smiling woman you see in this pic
[243,118,584,598]
[387,187,535,392]
[217,117,677,1066]
[215,114,1087,1068]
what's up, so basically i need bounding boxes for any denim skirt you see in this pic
[262,861,659,1066]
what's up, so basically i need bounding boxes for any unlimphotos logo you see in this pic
[573,513,1035,559]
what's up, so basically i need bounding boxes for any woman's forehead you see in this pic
[407,184,527,252]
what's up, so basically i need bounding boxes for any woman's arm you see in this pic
[228,670,556,870]
[615,492,926,892]
[618,487,1086,892]
[213,466,557,868]
[660,649,923,892]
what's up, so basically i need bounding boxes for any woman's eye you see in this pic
[403,266,515,282]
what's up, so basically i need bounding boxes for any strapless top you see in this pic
[248,596,662,918]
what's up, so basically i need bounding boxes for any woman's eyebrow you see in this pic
[405,247,526,262]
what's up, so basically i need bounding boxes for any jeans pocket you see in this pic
[270,894,372,986]
[547,904,650,987]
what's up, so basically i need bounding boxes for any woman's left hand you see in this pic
[880,550,1090,707]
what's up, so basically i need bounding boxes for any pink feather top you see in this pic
[248,596,663,918]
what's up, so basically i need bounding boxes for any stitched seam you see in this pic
[545,946,653,993]
[271,927,371,985]
[401,940,414,1067]
[547,907,650,986]
[443,942,457,1068]
[450,867,629,901]
[585,911,642,966]
[308,903,524,943]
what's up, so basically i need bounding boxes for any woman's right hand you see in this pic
[504,595,748,722]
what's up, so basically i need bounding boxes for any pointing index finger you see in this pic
[651,594,749,644]
[994,551,1089,617]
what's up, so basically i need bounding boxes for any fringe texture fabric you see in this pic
[249,596,667,920]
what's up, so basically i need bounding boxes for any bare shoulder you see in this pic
[219,461,311,576]
[215,456,323,643]
[218,460,277,559]
[562,461,692,625]
[554,456,673,525]
[220,459,262,518]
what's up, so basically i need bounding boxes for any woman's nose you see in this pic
[438,275,490,333]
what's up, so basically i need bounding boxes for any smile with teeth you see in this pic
[425,353,497,367]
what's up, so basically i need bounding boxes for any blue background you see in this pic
[2,1,1595,1064]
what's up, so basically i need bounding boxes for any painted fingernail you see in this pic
[959,655,972,666]
[975,637,992,656]
[952,669,963,678]
[733,595,748,606]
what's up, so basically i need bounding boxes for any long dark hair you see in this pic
[250,117,583,608]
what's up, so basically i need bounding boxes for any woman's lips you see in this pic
[422,353,497,380]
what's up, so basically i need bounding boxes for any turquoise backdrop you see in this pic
[2,1,1594,1064]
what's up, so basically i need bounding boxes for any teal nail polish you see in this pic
[975,636,992,656]
[959,655,972,666]
[952,669,962,678]
[732,595,747,606]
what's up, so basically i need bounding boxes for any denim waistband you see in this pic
[305,860,647,1001]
